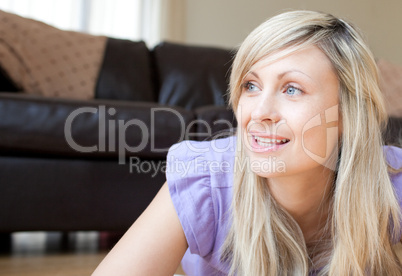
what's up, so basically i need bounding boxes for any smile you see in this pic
[254,136,289,146]
[250,135,290,152]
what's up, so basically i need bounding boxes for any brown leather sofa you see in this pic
[0,39,400,235]
[0,39,235,232]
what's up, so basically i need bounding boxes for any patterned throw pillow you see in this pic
[377,59,402,117]
[0,10,107,99]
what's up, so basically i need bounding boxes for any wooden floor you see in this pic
[0,251,107,276]
[0,232,186,276]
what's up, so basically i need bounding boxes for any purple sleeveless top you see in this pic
[166,136,402,276]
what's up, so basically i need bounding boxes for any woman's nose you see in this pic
[250,93,281,123]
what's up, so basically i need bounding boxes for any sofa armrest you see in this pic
[0,93,195,160]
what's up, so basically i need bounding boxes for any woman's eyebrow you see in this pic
[248,71,261,80]
[278,70,313,81]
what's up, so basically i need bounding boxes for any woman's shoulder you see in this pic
[167,135,237,160]
[384,146,402,205]
[384,145,402,170]
[166,136,236,264]
[166,136,237,187]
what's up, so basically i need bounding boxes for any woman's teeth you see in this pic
[254,135,289,146]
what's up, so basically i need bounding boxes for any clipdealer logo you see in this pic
[64,105,235,164]
[301,105,339,171]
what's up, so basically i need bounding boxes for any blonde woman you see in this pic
[94,11,402,275]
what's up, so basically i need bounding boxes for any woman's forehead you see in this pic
[246,45,335,79]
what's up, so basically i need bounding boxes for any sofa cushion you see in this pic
[95,38,156,102]
[193,105,237,141]
[153,42,233,110]
[0,10,106,99]
[0,93,195,160]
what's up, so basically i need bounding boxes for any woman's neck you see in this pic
[266,166,334,243]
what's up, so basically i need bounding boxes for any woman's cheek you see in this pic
[302,124,328,158]
[237,102,252,129]
[299,105,340,169]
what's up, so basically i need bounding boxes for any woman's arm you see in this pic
[93,182,188,275]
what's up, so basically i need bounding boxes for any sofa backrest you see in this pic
[95,38,156,102]
[90,40,235,110]
[152,42,233,110]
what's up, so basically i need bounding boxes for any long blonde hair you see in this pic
[223,10,402,275]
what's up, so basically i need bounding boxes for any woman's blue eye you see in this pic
[285,86,303,96]
[243,81,259,92]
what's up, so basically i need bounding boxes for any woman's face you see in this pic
[237,45,340,178]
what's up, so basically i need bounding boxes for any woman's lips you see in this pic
[249,134,290,153]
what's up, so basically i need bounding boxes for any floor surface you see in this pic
[0,232,186,275]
